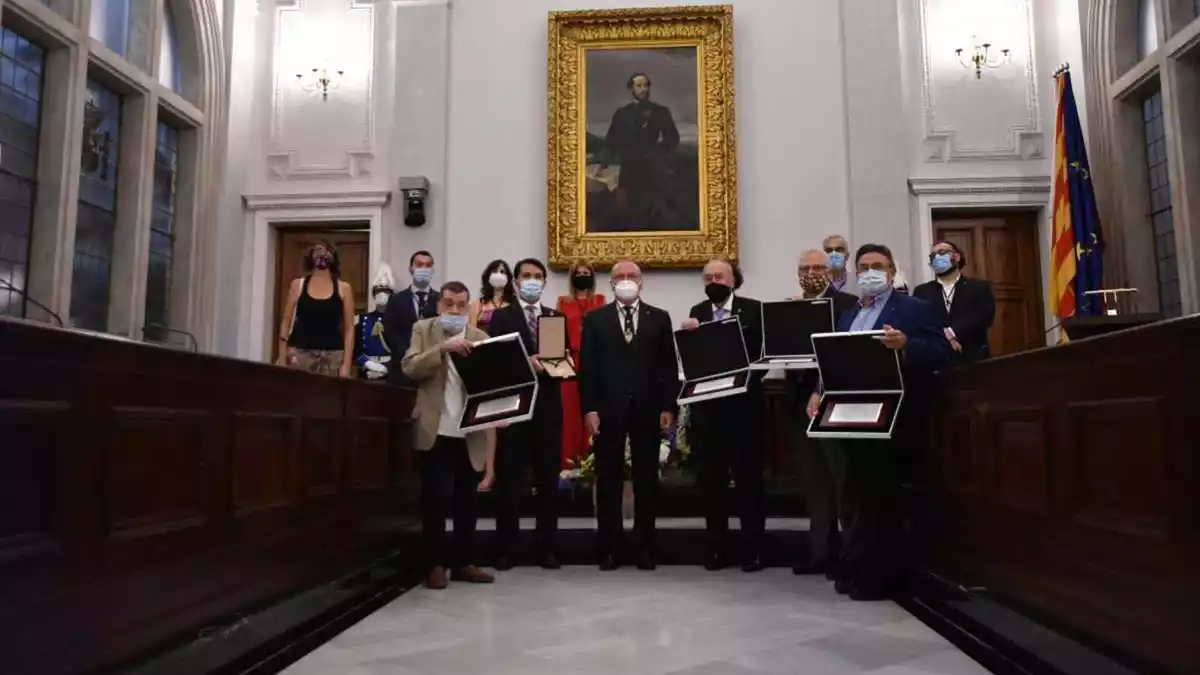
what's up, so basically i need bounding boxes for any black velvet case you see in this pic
[449,332,538,432]
[674,316,751,405]
[751,298,836,370]
[806,330,904,440]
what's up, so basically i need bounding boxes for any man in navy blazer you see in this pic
[383,250,439,384]
[805,243,950,601]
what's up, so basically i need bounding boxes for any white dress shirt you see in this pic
[711,294,735,319]
[437,329,467,438]
[615,299,641,335]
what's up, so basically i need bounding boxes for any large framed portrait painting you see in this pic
[547,6,738,269]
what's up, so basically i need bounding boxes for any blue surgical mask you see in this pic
[931,253,954,275]
[828,252,846,270]
[857,269,891,297]
[519,279,544,303]
[439,314,467,334]
[412,267,434,286]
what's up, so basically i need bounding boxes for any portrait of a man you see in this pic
[584,48,701,234]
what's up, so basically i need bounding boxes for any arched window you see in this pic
[159,1,182,92]
[1138,0,1159,59]
[89,0,132,57]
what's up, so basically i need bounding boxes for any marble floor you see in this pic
[281,568,993,675]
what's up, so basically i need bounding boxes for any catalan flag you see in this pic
[1050,68,1105,323]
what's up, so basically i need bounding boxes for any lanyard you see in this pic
[941,284,955,312]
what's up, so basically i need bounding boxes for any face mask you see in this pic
[858,269,891,297]
[312,252,332,270]
[704,282,732,305]
[614,280,640,302]
[572,274,594,291]
[412,267,434,286]
[800,272,828,295]
[931,253,954,275]
[827,252,846,270]
[488,271,509,289]
[439,313,467,334]
[373,292,390,308]
[519,279,544,303]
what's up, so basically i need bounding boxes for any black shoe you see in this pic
[494,554,515,571]
[599,554,619,571]
[538,552,561,570]
[849,586,891,602]
[704,551,726,571]
[792,560,829,576]
[834,579,855,595]
[741,554,765,573]
[636,550,656,571]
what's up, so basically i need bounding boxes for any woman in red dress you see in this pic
[556,261,605,468]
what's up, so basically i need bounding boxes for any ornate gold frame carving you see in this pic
[547,5,737,269]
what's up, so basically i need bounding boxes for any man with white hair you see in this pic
[579,260,678,571]
[788,249,858,577]
[354,263,397,380]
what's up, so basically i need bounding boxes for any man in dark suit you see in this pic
[580,260,677,571]
[489,257,564,571]
[603,73,680,230]
[680,259,767,572]
[383,250,439,384]
[913,241,996,363]
[805,243,950,601]
[787,249,859,578]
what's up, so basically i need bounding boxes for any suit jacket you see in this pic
[383,287,439,379]
[913,276,995,362]
[836,292,950,376]
[579,301,677,423]
[688,295,765,385]
[787,288,861,401]
[487,302,563,415]
[400,318,491,471]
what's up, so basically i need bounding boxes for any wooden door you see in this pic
[274,229,371,359]
[933,212,1043,356]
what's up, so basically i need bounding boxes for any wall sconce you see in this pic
[955,38,1010,79]
[295,66,343,100]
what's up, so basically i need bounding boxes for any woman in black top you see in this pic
[277,240,356,377]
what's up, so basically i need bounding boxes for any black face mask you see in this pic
[705,282,732,305]
[572,274,595,291]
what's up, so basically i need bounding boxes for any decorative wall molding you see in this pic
[269,0,375,180]
[909,175,1052,195]
[918,0,1043,162]
[243,190,392,210]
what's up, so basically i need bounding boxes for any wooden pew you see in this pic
[0,318,417,675]
[922,315,1200,674]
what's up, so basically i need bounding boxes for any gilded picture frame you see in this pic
[547,5,737,269]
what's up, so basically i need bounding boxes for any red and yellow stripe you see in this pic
[1049,75,1076,321]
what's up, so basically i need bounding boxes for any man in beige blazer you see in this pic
[402,280,497,589]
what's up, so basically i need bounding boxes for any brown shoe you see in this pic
[451,565,495,583]
[425,566,448,590]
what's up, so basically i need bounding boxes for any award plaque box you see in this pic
[675,316,751,405]
[806,330,904,440]
[449,332,539,433]
[536,314,576,379]
[750,298,835,371]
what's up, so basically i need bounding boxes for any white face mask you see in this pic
[488,271,508,289]
[614,279,640,302]
[373,292,390,308]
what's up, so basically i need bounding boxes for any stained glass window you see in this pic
[89,0,131,57]
[72,80,121,331]
[158,1,182,91]
[144,122,178,341]
[1138,0,1159,60]
[0,29,45,319]
[1141,91,1181,318]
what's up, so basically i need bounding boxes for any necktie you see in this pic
[715,307,727,320]
[525,305,539,348]
[416,291,429,317]
[622,306,635,343]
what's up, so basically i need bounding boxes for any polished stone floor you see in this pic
[281,568,992,675]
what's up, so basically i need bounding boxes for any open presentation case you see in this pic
[750,298,835,371]
[674,316,751,405]
[806,330,904,440]
[449,332,539,433]
[536,314,576,379]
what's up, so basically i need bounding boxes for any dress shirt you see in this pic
[616,299,641,335]
[937,275,959,338]
[711,294,735,320]
[830,275,847,292]
[411,285,432,315]
[437,329,467,438]
[850,286,893,332]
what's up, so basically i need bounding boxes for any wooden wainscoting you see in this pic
[0,318,417,675]
[923,316,1200,674]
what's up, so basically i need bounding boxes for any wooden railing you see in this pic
[0,318,417,675]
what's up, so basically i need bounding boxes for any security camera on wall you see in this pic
[398,176,430,227]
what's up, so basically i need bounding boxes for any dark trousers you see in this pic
[790,415,840,565]
[496,411,562,552]
[419,436,479,569]
[693,398,765,550]
[827,439,903,593]
[595,404,660,553]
